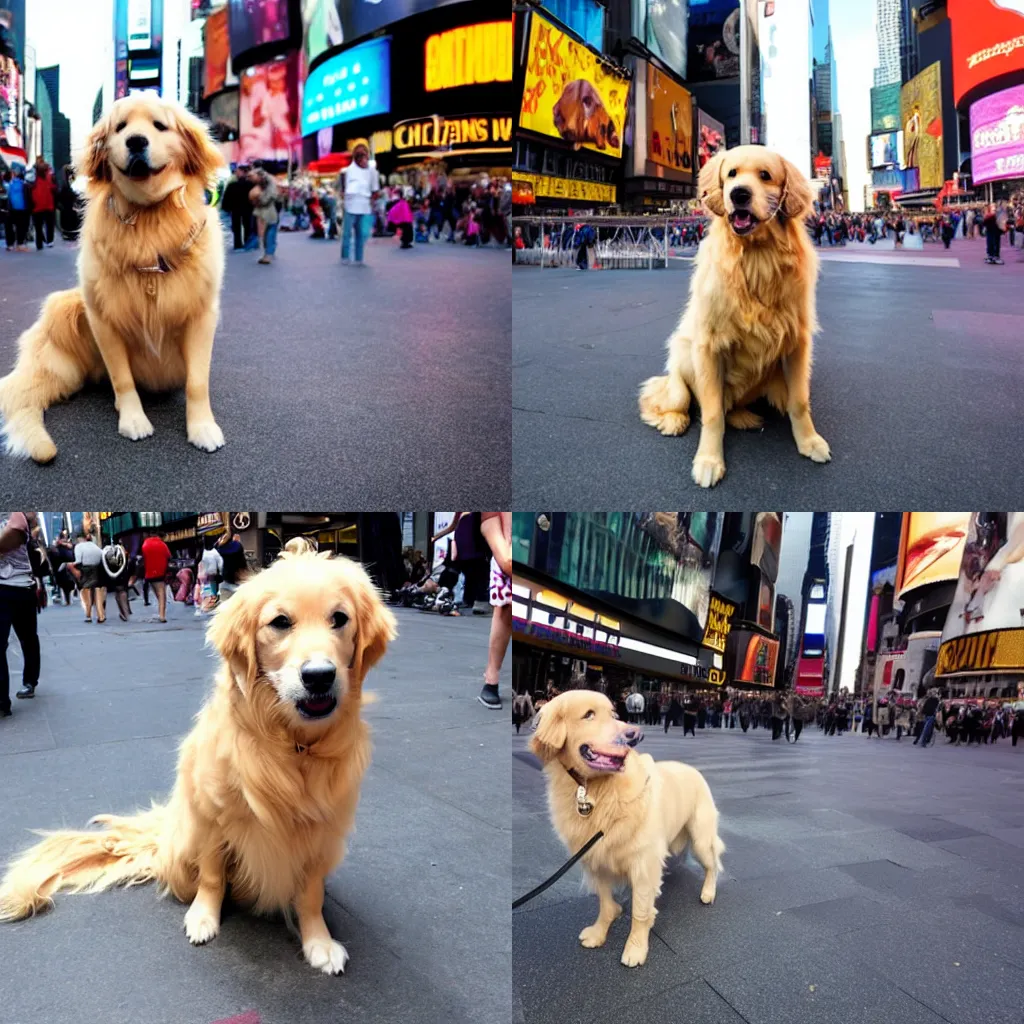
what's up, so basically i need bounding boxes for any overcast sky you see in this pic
[830,0,875,211]
[28,0,113,155]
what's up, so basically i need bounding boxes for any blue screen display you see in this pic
[301,36,390,137]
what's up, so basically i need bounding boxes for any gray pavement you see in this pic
[512,237,1024,506]
[0,595,510,1024]
[0,233,510,507]
[513,720,1024,1024]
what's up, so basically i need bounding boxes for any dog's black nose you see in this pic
[300,661,336,694]
[730,185,752,207]
[125,134,149,154]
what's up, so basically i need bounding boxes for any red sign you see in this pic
[795,655,824,696]
[949,0,1024,105]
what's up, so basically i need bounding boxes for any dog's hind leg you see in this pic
[0,290,94,463]
[638,371,691,436]
[579,874,622,949]
[688,805,726,905]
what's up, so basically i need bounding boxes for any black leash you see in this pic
[512,831,604,910]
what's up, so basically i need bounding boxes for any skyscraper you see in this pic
[873,0,901,87]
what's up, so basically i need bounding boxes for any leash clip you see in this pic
[575,784,594,817]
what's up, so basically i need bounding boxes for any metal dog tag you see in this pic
[576,785,594,817]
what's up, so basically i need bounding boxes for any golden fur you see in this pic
[530,691,724,968]
[552,80,619,152]
[0,93,227,463]
[638,145,830,488]
[0,551,397,975]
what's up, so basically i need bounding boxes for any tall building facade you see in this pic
[874,0,902,87]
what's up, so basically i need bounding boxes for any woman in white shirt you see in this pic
[338,141,380,265]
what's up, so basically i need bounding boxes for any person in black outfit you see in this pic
[222,164,256,251]
[0,512,43,717]
[682,694,698,736]
[216,532,248,597]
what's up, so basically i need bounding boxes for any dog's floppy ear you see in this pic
[349,572,398,688]
[530,703,568,761]
[176,106,225,182]
[781,156,814,221]
[699,151,726,217]
[206,583,262,694]
[79,113,112,182]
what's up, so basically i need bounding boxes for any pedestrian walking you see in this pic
[249,163,279,265]
[682,693,698,736]
[512,690,534,734]
[195,537,224,615]
[4,166,29,250]
[222,163,256,251]
[914,690,941,747]
[216,532,248,599]
[983,204,1005,264]
[72,531,106,623]
[56,166,83,242]
[477,512,511,710]
[339,141,380,266]
[29,157,58,250]
[0,512,44,715]
[141,532,172,623]
[102,543,132,621]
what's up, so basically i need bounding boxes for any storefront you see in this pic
[302,1,510,191]
[512,8,630,213]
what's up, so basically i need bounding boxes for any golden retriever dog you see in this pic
[0,92,226,463]
[638,145,830,488]
[0,551,396,976]
[552,79,620,151]
[530,690,724,967]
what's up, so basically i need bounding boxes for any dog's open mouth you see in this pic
[121,158,166,181]
[296,695,338,720]
[580,744,627,772]
[729,209,758,235]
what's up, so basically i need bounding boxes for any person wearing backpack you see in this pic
[0,512,43,714]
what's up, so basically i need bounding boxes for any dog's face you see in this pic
[206,552,397,735]
[530,690,641,778]
[699,145,813,239]
[81,93,223,205]
[552,80,619,151]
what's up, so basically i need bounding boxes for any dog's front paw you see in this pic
[187,419,226,453]
[579,925,609,948]
[692,452,726,488]
[620,935,649,968]
[304,937,349,975]
[183,903,219,945]
[797,432,831,463]
[118,408,154,441]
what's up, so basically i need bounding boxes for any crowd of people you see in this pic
[0,155,83,251]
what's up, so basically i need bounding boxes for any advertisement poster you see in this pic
[687,0,741,81]
[949,0,1024,105]
[228,0,294,56]
[732,631,779,686]
[938,512,1024,676]
[896,512,972,599]
[697,107,725,166]
[520,12,630,158]
[970,83,1024,183]
[871,82,901,132]
[204,6,230,97]
[870,131,903,168]
[300,35,390,136]
[209,89,240,139]
[634,0,688,80]
[0,54,20,148]
[647,64,693,178]
[303,0,343,72]
[239,54,302,164]
[901,61,943,190]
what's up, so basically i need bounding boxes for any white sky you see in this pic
[28,0,113,156]
[830,0,876,211]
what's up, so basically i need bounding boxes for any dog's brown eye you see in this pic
[269,614,292,630]
[331,611,349,630]
[115,121,127,133]
[760,170,772,181]
[153,120,168,132]
[583,710,595,720]
[727,168,737,178]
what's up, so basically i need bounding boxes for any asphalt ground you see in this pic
[512,718,1024,1024]
[0,596,510,1024]
[512,235,1024,507]
[0,230,510,507]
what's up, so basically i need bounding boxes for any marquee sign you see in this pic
[425,21,512,92]
[392,113,512,155]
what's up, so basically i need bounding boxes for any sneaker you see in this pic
[478,683,502,710]
[46,242,54,248]
[472,600,490,615]
[16,683,36,699]
[341,257,351,265]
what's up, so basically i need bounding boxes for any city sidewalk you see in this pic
[0,596,509,1024]
[513,723,1024,1024]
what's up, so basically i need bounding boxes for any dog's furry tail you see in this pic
[0,288,93,463]
[0,803,167,921]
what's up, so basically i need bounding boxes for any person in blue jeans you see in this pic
[914,691,941,747]
[338,141,380,265]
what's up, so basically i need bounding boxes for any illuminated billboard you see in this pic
[937,512,1024,677]
[870,130,903,168]
[758,0,812,177]
[970,83,1024,183]
[949,0,1024,106]
[646,63,694,179]
[424,20,511,93]
[896,513,972,600]
[519,12,630,159]
[698,108,725,167]
[239,54,302,164]
[901,62,943,190]
[301,35,390,136]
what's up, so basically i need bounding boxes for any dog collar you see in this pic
[565,766,594,817]
[107,187,207,278]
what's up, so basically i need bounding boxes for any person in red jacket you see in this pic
[29,157,58,250]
